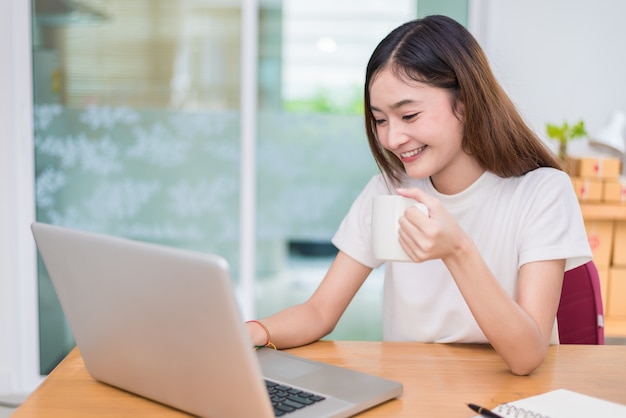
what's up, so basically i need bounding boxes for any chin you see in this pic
[403,167,431,180]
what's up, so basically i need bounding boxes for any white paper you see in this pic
[473,389,626,418]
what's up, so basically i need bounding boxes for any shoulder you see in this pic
[513,167,571,193]
[513,167,580,218]
[522,167,568,181]
[360,173,396,196]
[340,174,392,219]
[480,168,576,214]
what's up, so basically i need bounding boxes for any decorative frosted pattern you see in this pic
[35,105,377,272]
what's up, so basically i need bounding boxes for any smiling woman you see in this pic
[246,15,591,377]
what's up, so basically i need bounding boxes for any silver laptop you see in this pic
[31,222,402,418]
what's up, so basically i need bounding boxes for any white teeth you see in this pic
[401,146,426,158]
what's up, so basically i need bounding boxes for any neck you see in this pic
[430,160,485,195]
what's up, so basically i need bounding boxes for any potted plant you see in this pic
[545,119,587,161]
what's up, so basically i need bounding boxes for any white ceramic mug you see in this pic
[372,195,428,262]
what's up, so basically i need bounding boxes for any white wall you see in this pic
[0,0,41,396]
[471,0,626,163]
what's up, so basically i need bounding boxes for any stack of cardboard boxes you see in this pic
[568,156,626,322]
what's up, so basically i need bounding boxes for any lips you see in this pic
[399,145,427,160]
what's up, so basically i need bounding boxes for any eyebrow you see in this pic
[370,99,418,112]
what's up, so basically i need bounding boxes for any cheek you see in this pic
[435,116,464,148]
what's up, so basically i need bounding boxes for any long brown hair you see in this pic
[364,15,562,186]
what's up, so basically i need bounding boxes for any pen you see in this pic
[467,403,505,418]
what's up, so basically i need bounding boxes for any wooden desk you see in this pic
[13,341,626,417]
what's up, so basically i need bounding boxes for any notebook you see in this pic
[31,222,402,418]
[472,389,626,418]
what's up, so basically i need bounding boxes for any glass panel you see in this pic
[255,1,419,340]
[32,0,243,374]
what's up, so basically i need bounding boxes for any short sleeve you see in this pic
[517,169,592,271]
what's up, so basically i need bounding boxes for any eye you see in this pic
[402,113,418,121]
[374,118,387,126]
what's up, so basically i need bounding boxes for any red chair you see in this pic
[557,261,605,344]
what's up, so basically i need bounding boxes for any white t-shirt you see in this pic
[332,168,592,343]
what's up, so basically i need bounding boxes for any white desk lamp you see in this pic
[589,110,626,155]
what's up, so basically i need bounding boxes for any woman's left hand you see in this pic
[396,187,467,263]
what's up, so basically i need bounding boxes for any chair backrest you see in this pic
[557,261,605,344]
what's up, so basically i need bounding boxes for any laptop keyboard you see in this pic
[265,379,326,416]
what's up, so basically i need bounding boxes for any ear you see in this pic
[453,98,465,123]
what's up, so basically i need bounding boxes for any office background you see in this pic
[2,0,626,408]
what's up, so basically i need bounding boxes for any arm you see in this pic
[247,250,373,349]
[443,239,563,375]
[397,187,564,375]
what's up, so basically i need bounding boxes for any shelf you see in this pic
[580,203,626,220]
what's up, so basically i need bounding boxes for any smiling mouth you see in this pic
[400,145,427,159]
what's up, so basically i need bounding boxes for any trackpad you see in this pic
[258,350,323,380]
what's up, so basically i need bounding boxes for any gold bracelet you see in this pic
[246,320,276,349]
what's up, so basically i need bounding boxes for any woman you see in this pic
[247,15,591,375]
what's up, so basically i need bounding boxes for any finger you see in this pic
[398,220,428,262]
[396,187,434,205]
[396,188,435,217]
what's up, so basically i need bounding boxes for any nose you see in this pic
[385,120,410,150]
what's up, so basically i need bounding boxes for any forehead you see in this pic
[370,66,423,90]
[369,69,447,110]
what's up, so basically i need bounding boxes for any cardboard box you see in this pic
[603,177,626,203]
[571,177,603,202]
[608,267,626,317]
[584,220,614,267]
[613,221,626,266]
[567,156,621,179]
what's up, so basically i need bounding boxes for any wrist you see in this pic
[442,232,474,268]
[246,320,276,349]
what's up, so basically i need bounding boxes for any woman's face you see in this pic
[369,68,482,194]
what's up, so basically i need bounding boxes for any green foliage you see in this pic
[545,120,587,145]
[545,119,587,160]
[283,87,364,115]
